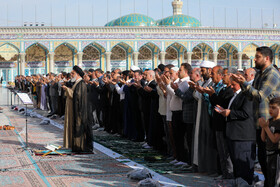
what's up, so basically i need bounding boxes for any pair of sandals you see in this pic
[0,125,15,130]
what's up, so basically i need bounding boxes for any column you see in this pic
[19,53,26,76]
[187,52,193,65]
[77,52,83,68]
[213,52,218,65]
[133,52,139,66]
[237,52,243,70]
[160,51,166,64]
[48,52,55,73]
[105,52,112,72]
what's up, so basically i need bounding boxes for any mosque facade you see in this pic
[0,0,280,82]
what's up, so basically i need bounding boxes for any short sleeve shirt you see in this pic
[266,118,280,151]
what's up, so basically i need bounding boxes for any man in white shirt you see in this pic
[165,63,191,166]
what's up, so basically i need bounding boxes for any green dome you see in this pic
[157,15,201,27]
[105,14,157,27]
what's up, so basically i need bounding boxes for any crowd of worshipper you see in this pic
[13,46,280,186]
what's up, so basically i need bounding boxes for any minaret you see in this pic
[172,0,183,15]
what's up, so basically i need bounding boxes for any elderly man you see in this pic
[68,65,93,152]
[193,60,218,175]
[244,68,256,85]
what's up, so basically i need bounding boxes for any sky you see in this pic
[0,0,279,29]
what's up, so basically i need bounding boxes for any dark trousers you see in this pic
[50,96,58,115]
[185,123,194,165]
[216,131,233,179]
[266,153,279,187]
[88,102,94,127]
[257,129,267,185]
[227,139,256,185]
[172,111,188,163]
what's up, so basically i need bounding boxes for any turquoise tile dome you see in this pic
[157,15,201,27]
[105,14,157,27]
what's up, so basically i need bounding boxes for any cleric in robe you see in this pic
[71,65,93,152]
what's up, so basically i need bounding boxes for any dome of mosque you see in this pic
[157,15,201,27]
[105,13,157,27]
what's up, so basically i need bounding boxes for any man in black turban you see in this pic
[71,65,93,152]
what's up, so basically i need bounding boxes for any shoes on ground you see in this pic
[174,161,188,166]
[208,173,220,177]
[143,145,152,149]
[92,124,100,130]
[213,175,223,180]
[96,127,104,131]
[142,143,148,147]
[169,159,178,164]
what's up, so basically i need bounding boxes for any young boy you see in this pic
[259,97,280,187]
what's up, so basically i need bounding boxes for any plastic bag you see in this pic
[127,168,152,181]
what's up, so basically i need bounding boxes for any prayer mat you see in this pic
[33,149,94,156]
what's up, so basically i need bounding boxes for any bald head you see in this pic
[244,68,256,82]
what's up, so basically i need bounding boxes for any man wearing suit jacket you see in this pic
[215,78,256,185]
[204,66,234,179]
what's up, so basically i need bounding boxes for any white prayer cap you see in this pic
[130,65,140,71]
[200,61,215,68]
[171,67,179,72]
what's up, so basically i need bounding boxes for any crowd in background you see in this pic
[13,46,280,186]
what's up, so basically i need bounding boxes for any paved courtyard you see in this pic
[0,86,249,187]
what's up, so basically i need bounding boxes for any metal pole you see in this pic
[25,104,28,148]
[7,89,9,106]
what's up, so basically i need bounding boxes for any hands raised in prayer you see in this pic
[188,81,196,89]
[162,75,171,85]
[133,80,142,89]
[194,84,205,94]
[155,72,162,83]
[92,80,99,86]
[144,86,152,92]
[231,74,246,84]
[214,105,231,117]
[171,82,179,90]
[119,78,126,85]
[203,86,215,96]
[61,85,67,90]
[259,117,269,128]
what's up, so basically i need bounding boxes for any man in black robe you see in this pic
[71,66,93,152]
